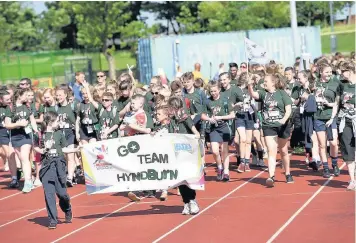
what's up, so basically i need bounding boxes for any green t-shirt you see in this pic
[41,130,68,157]
[314,78,340,120]
[12,104,32,122]
[145,111,154,129]
[76,102,98,125]
[203,95,232,117]
[257,89,292,128]
[291,85,310,107]
[0,105,11,128]
[236,86,253,114]
[221,85,244,105]
[183,88,203,115]
[57,103,76,129]
[153,122,170,133]
[286,82,300,110]
[340,82,356,116]
[256,79,265,91]
[230,79,238,86]
[39,104,57,114]
[10,104,33,133]
[29,103,39,119]
[117,97,130,113]
[98,105,120,138]
[171,116,195,135]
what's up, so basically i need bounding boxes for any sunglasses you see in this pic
[151,92,159,95]
[240,66,247,68]
[19,82,28,86]
[102,99,112,102]
[97,75,105,78]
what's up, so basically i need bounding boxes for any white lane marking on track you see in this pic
[266,163,346,243]
[0,191,86,229]
[0,189,348,215]
[0,185,42,201]
[152,169,267,243]
[50,202,135,243]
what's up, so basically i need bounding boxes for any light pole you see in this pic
[290,0,299,59]
[329,1,337,53]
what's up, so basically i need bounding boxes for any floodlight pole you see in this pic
[329,1,337,53]
[290,0,299,59]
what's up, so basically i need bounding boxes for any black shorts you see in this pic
[209,123,231,143]
[61,128,75,146]
[79,125,97,141]
[339,120,355,162]
[0,128,9,145]
[262,120,292,139]
[11,130,32,148]
[235,113,255,130]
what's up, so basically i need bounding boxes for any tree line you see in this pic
[0,1,352,80]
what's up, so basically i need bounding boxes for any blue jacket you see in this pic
[301,95,316,148]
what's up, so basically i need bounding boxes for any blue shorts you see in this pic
[235,113,254,130]
[314,119,337,132]
[209,123,231,143]
[61,128,75,146]
[11,130,32,148]
[0,128,9,146]
[79,125,97,141]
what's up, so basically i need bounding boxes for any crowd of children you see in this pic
[0,51,355,229]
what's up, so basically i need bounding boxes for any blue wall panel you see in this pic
[138,26,322,83]
[138,38,153,84]
[248,26,321,67]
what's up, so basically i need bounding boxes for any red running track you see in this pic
[0,154,354,243]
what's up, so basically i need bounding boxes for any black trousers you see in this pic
[41,161,71,224]
[340,121,355,162]
[178,185,196,204]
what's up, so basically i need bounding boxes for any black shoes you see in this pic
[65,210,73,223]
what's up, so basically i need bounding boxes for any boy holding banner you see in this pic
[120,94,156,201]
[167,96,201,215]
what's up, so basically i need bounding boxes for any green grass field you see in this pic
[321,32,355,54]
[0,50,136,84]
[321,24,355,54]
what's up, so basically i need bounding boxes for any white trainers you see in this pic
[347,181,356,191]
[189,200,200,215]
[33,179,42,187]
[22,181,33,193]
[160,190,168,201]
[182,203,190,215]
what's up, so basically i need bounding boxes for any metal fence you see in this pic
[0,49,103,87]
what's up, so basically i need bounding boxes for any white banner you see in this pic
[81,134,205,194]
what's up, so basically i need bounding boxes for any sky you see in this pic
[30,1,161,27]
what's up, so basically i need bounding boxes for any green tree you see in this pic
[34,5,71,50]
[296,1,352,27]
[61,1,134,80]
[0,2,38,52]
